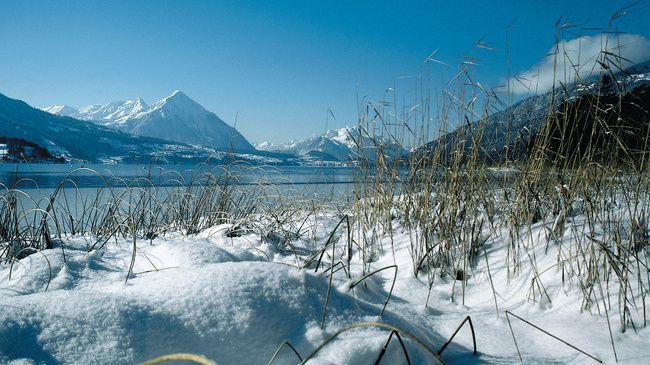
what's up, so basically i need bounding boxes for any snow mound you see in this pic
[4,205,648,364]
[0,231,438,364]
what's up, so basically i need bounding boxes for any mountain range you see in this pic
[0,92,295,164]
[0,92,211,163]
[44,91,255,153]
[13,61,650,167]
[255,126,407,163]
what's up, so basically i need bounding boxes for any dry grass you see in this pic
[2,10,649,362]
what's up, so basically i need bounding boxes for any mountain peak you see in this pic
[42,105,78,117]
[166,90,189,101]
[125,97,147,111]
[156,90,204,112]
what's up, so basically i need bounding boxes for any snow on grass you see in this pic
[1,213,649,364]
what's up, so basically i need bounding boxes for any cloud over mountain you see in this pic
[500,33,650,95]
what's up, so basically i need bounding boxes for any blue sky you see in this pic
[1,1,649,144]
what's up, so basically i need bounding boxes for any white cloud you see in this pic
[500,33,650,95]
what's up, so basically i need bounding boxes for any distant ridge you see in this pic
[256,126,407,163]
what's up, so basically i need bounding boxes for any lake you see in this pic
[0,163,367,235]
[0,163,363,214]
[0,163,360,188]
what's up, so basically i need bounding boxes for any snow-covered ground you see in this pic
[1,206,649,364]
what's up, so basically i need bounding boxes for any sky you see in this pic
[1,0,649,144]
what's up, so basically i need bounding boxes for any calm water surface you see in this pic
[0,163,360,201]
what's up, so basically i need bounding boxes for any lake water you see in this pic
[0,163,367,235]
[0,163,358,188]
[0,163,364,209]
[0,162,362,188]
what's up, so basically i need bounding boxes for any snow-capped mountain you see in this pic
[42,104,78,117]
[44,91,255,153]
[43,99,148,122]
[1,92,298,164]
[1,92,214,163]
[80,98,148,124]
[256,126,407,162]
